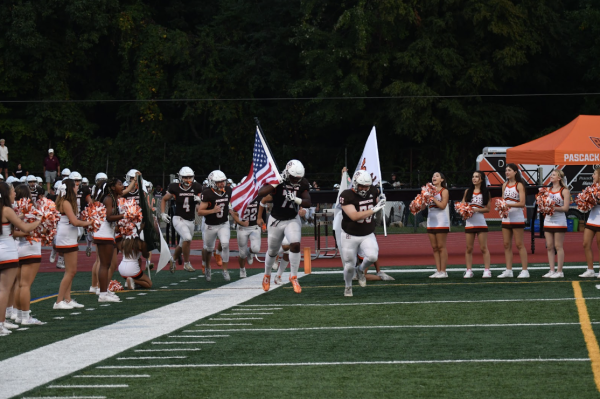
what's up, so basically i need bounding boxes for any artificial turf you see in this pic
[13,265,600,398]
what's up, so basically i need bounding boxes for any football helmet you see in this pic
[125,169,139,183]
[208,170,227,196]
[69,171,82,181]
[144,180,153,192]
[352,170,372,198]
[19,176,27,183]
[36,176,43,184]
[61,168,71,178]
[0,175,4,180]
[5,176,15,184]
[281,160,305,187]
[95,172,108,183]
[178,167,194,188]
[82,177,89,185]
[27,175,37,183]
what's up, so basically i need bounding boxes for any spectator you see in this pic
[0,139,8,179]
[390,173,403,188]
[43,149,60,193]
[13,163,27,180]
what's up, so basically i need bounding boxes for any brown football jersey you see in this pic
[340,186,378,236]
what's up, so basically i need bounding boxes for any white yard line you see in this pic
[239,297,600,307]
[48,385,127,389]
[209,317,263,320]
[189,322,586,332]
[0,272,302,399]
[134,349,200,352]
[98,358,590,369]
[73,375,150,378]
[23,397,106,399]
[151,341,215,345]
[311,265,593,275]
[167,335,230,338]
[116,356,186,360]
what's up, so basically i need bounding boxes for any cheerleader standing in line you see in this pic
[580,167,600,278]
[423,172,450,278]
[461,171,492,278]
[542,170,570,278]
[12,185,45,325]
[498,163,529,278]
[53,180,93,309]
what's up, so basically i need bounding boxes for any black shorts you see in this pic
[0,160,7,169]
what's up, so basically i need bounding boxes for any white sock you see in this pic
[277,259,289,277]
[22,310,31,320]
[5,307,13,318]
[344,265,355,287]
[289,252,301,277]
[264,254,276,276]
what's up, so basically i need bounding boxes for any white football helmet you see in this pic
[178,167,194,188]
[54,180,63,190]
[82,177,89,185]
[27,175,37,183]
[36,176,43,184]
[281,159,305,187]
[61,168,71,178]
[352,170,372,198]
[144,180,153,192]
[5,176,15,184]
[69,171,82,181]
[19,176,27,183]
[125,169,139,183]
[208,170,227,195]
[95,172,108,183]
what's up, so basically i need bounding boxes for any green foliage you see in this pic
[0,0,598,185]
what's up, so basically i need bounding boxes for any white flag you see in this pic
[354,126,382,186]
[155,227,173,274]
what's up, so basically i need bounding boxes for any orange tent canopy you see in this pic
[506,115,600,165]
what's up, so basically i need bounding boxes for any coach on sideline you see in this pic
[43,148,60,193]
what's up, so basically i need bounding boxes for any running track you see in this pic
[38,232,594,273]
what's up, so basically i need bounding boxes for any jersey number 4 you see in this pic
[183,197,190,212]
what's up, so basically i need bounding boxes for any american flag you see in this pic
[231,127,281,217]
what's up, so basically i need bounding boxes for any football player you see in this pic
[339,170,386,297]
[160,167,201,273]
[198,170,244,282]
[122,169,141,204]
[256,159,311,293]
[237,197,261,278]
[27,175,44,203]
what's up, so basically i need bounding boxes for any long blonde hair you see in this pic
[552,169,567,189]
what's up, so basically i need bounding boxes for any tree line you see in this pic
[0,0,598,186]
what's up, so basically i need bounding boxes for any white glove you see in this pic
[379,193,386,201]
[286,191,302,205]
[372,199,386,213]
[161,214,171,224]
[193,195,201,203]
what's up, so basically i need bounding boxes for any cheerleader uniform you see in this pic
[118,250,143,279]
[585,204,600,232]
[17,237,42,265]
[0,223,19,270]
[427,188,450,234]
[543,188,567,233]
[55,214,79,253]
[93,219,116,246]
[465,192,488,234]
[502,183,525,229]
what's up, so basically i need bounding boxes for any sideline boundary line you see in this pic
[0,272,303,399]
[573,281,600,392]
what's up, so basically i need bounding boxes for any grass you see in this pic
[12,265,600,398]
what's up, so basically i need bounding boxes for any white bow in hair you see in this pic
[57,183,67,197]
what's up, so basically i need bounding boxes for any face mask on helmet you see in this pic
[353,171,372,198]
[282,160,305,188]
[208,170,227,195]
[178,167,194,188]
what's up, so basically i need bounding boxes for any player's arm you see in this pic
[299,190,311,208]
[257,195,272,226]
[121,172,142,196]
[342,203,380,222]
[197,200,220,216]
[230,210,249,227]
[85,193,92,205]
[160,192,174,223]
[257,184,275,197]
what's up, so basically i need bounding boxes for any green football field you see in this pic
[6,265,600,398]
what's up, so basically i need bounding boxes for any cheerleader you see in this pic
[0,182,40,335]
[498,163,529,278]
[461,171,491,278]
[12,185,45,325]
[118,229,152,290]
[580,167,600,278]
[423,172,450,278]
[53,180,93,310]
[541,170,570,278]
[95,177,127,303]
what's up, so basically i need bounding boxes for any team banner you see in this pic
[354,126,387,236]
[138,175,171,273]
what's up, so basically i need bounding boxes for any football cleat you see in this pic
[355,267,366,287]
[239,268,247,278]
[262,275,271,291]
[169,258,176,274]
[290,276,302,294]
[183,262,195,272]
[222,270,231,282]
[205,267,212,282]
[215,254,223,267]
[273,275,282,285]
[344,287,353,297]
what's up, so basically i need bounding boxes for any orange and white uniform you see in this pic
[427,188,449,233]
[93,219,116,245]
[502,183,525,229]
[0,223,19,270]
[465,192,488,233]
[16,237,42,265]
[587,205,600,232]
[55,214,79,253]
[544,188,567,232]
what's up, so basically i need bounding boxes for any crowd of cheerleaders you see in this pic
[418,163,600,280]
[2,162,600,334]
